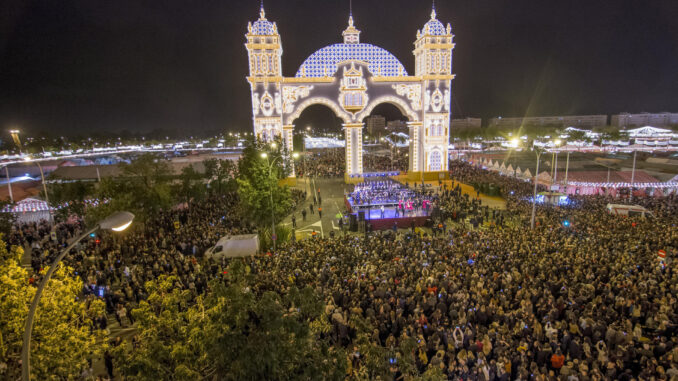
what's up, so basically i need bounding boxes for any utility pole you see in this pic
[4,166,13,203]
[631,150,637,185]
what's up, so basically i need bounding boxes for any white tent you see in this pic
[2,198,52,224]
[626,126,674,138]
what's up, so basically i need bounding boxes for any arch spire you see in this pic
[431,0,437,19]
[348,0,354,27]
[342,0,360,43]
[259,0,266,19]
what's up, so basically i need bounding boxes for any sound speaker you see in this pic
[349,214,358,232]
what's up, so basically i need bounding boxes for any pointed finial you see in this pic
[260,0,266,19]
[431,0,437,19]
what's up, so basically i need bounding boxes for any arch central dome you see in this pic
[295,43,408,78]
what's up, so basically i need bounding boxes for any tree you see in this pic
[88,154,173,224]
[42,181,94,222]
[203,261,346,381]
[175,164,204,203]
[116,262,346,381]
[203,158,238,195]
[0,200,15,237]
[237,138,292,228]
[112,275,208,380]
[0,239,106,379]
[566,130,591,147]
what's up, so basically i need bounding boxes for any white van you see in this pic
[606,203,654,218]
[205,234,260,259]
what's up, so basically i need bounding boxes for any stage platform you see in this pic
[344,179,432,231]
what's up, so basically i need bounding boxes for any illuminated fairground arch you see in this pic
[246,3,455,181]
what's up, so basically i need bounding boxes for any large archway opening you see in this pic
[292,104,345,178]
[361,103,410,173]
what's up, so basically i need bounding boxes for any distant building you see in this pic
[366,115,386,136]
[611,112,678,128]
[451,118,482,129]
[385,120,408,133]
[489,115,607,129]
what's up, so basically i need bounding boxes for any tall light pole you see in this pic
[564,150,570,191]
[630,150,637,185]
[550,139,561,188]
[531,146,544,230]
[25,157,52,224]
[261,151,299,252]
[21,211,135,381]
[3,165,13,203]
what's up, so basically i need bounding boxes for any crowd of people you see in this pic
[6,157,678,380]
[243,162,677,380]
[297,149,346,178]
[296,147,408,178]
[362,149,409,173]
[8,194,255,378]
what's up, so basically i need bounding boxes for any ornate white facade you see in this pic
[246,3,455,179]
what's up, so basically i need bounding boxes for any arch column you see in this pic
[343,122,364,183]
[283,125,295,177]
[407,121,424,176]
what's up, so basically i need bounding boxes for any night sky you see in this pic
[0,0,677,137]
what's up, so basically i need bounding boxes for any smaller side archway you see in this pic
[286,97,352,126]
[355,96,419,123]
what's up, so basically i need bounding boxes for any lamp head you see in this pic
[99,211,134,232]
[270,142,277,149]
[292,152,300,159]
[260,152,268,159]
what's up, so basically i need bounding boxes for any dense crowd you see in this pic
[7,157,678,380]
[243,168,677,380]
[11,194,254,339]
[363,149,409,173]
[297,147,409,178]
[297,149,345,178]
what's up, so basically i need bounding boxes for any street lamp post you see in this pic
[21,211,135,381]
[550,139,561,188]
[261,152,299,252]
[564,151,570,188]
[24,157,52,224]
[631,150,637,185]
[3,165,13,203]
[530,147,544,230]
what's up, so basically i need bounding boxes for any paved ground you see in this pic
[283,177,350,239]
